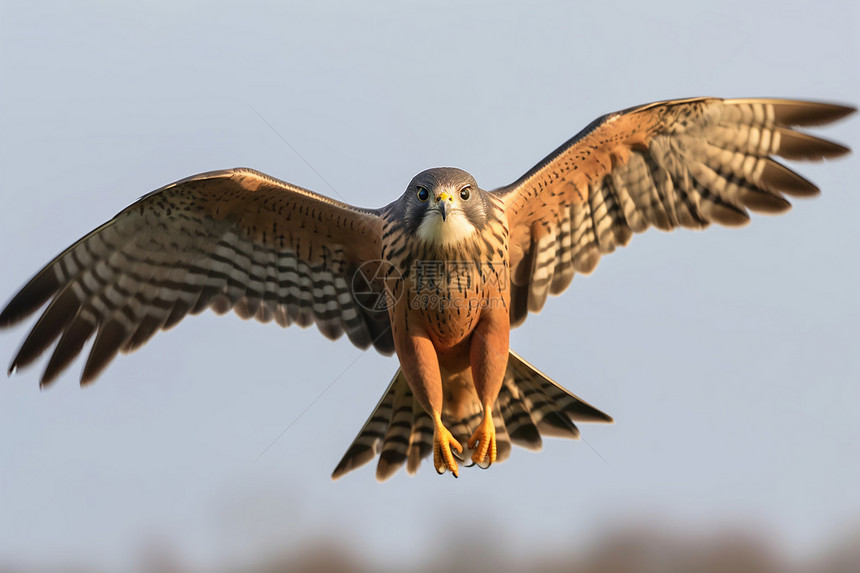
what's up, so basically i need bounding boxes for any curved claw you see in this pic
[433,420,463,478]
[467,410,497,467]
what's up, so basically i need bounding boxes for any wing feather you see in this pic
[1,168,393,386]
[495,98,854,326]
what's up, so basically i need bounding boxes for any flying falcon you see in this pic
[0,97,853,480]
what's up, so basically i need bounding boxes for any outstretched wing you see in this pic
[1,168,394,387]
[494,98,854,326]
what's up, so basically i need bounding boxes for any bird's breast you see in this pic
[382,200,511,350]
[407,265,504,347]
[391,254,510,351]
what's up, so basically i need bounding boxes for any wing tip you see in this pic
[0,275,60,329]
[776,129,853,162]
[0,309,17,329]
[776,100,857,126]
[726,98,857,126]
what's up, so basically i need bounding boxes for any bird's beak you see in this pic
[436,191,452,221]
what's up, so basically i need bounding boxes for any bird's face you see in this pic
[401,167,490,247]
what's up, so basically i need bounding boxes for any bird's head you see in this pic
[399,167,490,247]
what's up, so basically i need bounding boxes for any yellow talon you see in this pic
[433,418,463,477]
[467,409,497,467]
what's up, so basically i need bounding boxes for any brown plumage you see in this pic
[0,97,853,480]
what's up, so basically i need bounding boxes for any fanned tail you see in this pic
[331,350,612,481]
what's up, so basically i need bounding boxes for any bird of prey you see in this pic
[0,97,853,481]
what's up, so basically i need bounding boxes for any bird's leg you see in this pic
[432,412,463,477]
[468,407,497,467]
[393,325,462,477]
[468,308,510,467]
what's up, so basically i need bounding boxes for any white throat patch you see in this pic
[416,208,477,247]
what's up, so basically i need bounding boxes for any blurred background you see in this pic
[1,1,858,572]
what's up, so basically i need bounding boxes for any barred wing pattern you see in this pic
[496,98,855,326]
[0,168,394,387]
[331,350,612,481]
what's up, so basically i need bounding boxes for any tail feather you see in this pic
[331,349,612,481]
[521,380,581,439]
[405,408,433,476]
[330,371,400,480]
[510,352,612,423]
[375,377,415,481]
[496,373,543,450]
[508,351,612,439]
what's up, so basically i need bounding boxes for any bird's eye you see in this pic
[459,185,471,201]
[417,187,429,202]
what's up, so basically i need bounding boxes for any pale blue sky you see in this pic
[1,1,858,570]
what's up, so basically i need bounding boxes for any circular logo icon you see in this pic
[351,259,403,312]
